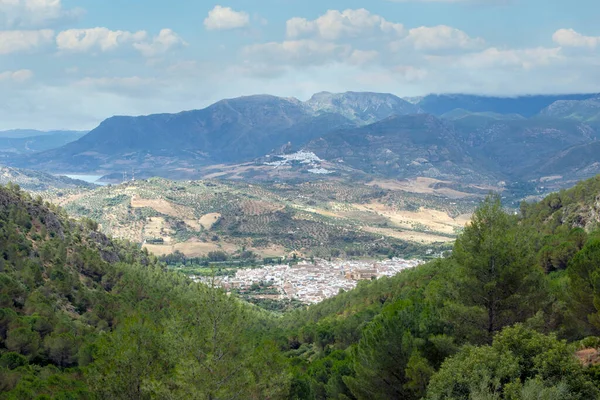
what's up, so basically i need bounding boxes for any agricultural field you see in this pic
[38,177,483,259]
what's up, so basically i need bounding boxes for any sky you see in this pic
[1,0,600,130]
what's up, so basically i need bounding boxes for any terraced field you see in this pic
[40,177,480,258]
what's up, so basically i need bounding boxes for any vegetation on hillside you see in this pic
[2,174,600,398]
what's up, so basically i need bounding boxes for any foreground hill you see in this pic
[0,183,290,398]
[3,176,600,398]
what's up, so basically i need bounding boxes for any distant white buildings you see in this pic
[265,151,334,175]
[196,258,423,304]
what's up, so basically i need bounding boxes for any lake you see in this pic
[63,174,108,186]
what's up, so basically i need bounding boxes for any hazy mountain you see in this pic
[418,93,599,117]
[19,95,355,174]
[304,114,493,183]
[10,91,600,184]
[539,97,600,124]
[529,141,600,180]
[452,117,598,179]
[0,130,87,154]
[305,91,422,125]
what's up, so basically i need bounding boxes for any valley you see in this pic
[37,176,478,260]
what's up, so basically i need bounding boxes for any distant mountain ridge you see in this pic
[0,130,87,155]
[8,91,600,185]
[305,91,422,124]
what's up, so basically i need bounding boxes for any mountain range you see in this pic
[6,91,600,185]
[0,130,87,155]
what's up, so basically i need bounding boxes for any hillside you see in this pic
[8,91,600,188]
[540,97,600,124]
[0,131,86,155]
[305,114,495,183]
[39,177,478,260]
[18,95,356,176]
[451,117,598,179]
[0,183,290,398]
[0,166,95,191]
[305,91,422,125]
[417,93,599,117]
[3,177,600,398]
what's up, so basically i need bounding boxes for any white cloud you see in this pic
[204,5,249,31]
[403,25,484,51]
[56,27,185,56]
[348,49,379,65]
[452,47,562,69]
[286,9,404,41]
[0,69,33,82]
[0,29,53,54]
[243,40,351,67]
[56,27,147,52]
[133,29,186,57]
[553,29,600,48]
[0,0,82,28]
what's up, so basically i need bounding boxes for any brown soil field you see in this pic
[144,238,239,257]
[143,217,173,242]
[354,202,470,236]
[131,195,198,230]
[199,213,221,230]
[361,226,455,244]
[367,177,473,199]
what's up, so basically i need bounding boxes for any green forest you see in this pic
[2,177,600,399]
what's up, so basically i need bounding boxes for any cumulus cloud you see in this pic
[243,40,351,67]
[0,69,33,82]
[403,25,484,51]
[553,29,600,48]
[133,29,186,57]
[204,5,249,31]
[452,46,563,69]
[0,29,53,54]
[0,0,82,28]
[56,27,147,52]
[286,9,404,40]
[56,27,184,56]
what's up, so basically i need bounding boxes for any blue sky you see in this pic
[1,0,599,129]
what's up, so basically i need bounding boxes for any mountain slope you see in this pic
[304,114,493,182]
[529,141,600,180]
[0,131,86,154]
[305,91,422,124]
[0,183,290,398]
[19,96,355,175]
[418,93,599,117]
[452,117,598,179]
[540,97,600,124]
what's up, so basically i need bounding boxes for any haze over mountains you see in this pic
[5,91,600,185]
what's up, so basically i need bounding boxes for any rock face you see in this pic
[305,91,422,125]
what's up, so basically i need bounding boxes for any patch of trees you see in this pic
[3,179,600,398]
